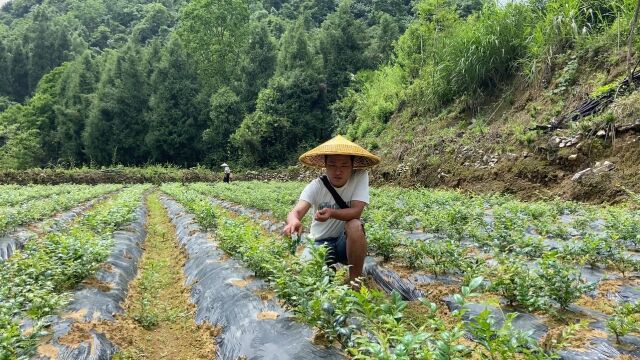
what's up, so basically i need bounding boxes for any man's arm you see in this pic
[283,200,311,236]
[315,200,366,222]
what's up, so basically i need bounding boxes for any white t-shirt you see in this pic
[224,166,231,174]
[299,170,369,240]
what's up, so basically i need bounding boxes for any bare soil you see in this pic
[60,192,217,360]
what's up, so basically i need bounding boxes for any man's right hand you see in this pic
[284,200,310,238]
[283,220,302,237]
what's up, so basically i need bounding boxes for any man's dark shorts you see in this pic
[313,220,365,267]
[315,233,348,266]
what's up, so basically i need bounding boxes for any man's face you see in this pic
[325,155,353,187]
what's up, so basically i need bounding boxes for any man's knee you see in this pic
[345,219,365,239]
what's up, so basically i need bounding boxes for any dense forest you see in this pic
[0,0,415,168]
[0,0,639,177]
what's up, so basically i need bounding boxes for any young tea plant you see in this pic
[454,277,549,358]
[607,302,640,344]
[610,252,640,278]
[398,239,428,270]
[560,233,622,269]
[466,310,546,359]
[490,257,547,311]
[537,254,595,310]
[421,239,465,277]
[367,223,400,262]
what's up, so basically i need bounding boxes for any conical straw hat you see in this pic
[299,135,381,169]
[220,163,228,167]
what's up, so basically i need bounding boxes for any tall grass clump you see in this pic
[332,65,406,147]
[524,0,629,82]
[399,1,534,112]
[337,0,640,144]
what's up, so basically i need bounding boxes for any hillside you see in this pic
[335,0,640,203]
[365,48,640,203]
[0,0,639,202]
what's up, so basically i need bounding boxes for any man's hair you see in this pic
[324,154,355,165]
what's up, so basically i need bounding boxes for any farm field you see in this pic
[1,182,639,359]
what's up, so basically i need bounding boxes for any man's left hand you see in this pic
[314,208,333,222]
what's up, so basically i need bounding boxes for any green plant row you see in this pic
[160,184,566,359]
[183,182,637,318]
[0,184,150,360]
[191,181,639,245]
[0,184,107,208]
[188,181,639,270]
[369,229,608,315]
[607,302,640,344]
[0,184,123,235]
[0,165,222,185]
[189,181,304,220]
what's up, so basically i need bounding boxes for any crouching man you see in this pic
[283,135,380,284]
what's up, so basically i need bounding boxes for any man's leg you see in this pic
[344,219,367,283]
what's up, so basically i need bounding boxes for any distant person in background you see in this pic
[221,163,231,183]
[283,135,380,285]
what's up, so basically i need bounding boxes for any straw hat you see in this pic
[220,163,228,167]
[299,135,381,169]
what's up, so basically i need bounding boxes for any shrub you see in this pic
[607,302,640,344]
[490,257,547,311]
[537,254,595,310]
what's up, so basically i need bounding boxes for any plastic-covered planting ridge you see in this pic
[161,196,343,360]
[32,201,148,360]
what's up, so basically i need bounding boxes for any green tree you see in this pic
[364,12,399,66]
[26,6,73,94]
[276,18,314,74]
[317,0,369,101]
[145,37,207,165]
[54,51,99,164]
[142,39,163,81]
[203,86,243,165]
[0,123,44,169]
[0,97,16,112]
[232,20,329,166]
[69,0,109,34]
[90,25,112,49]
[236,21,277,110]
[0,40,9,98]
[105,0,146,30]
[9,42,30,102]
[277,0,336,25]
[350,0,411,27]
[27,67,65,164]
[232,97,292,166]
[3,0,40,18]
[304,0,337,26]
[132,3,174,44]
[177,0,250,92]
[84,44,149,165]
[449,0,483,18]
[0,65,67,167]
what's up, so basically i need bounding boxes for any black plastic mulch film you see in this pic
[161,196,343,360]
[32,203,148,360]
[0,194,114,262]
[209,197,640,360]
